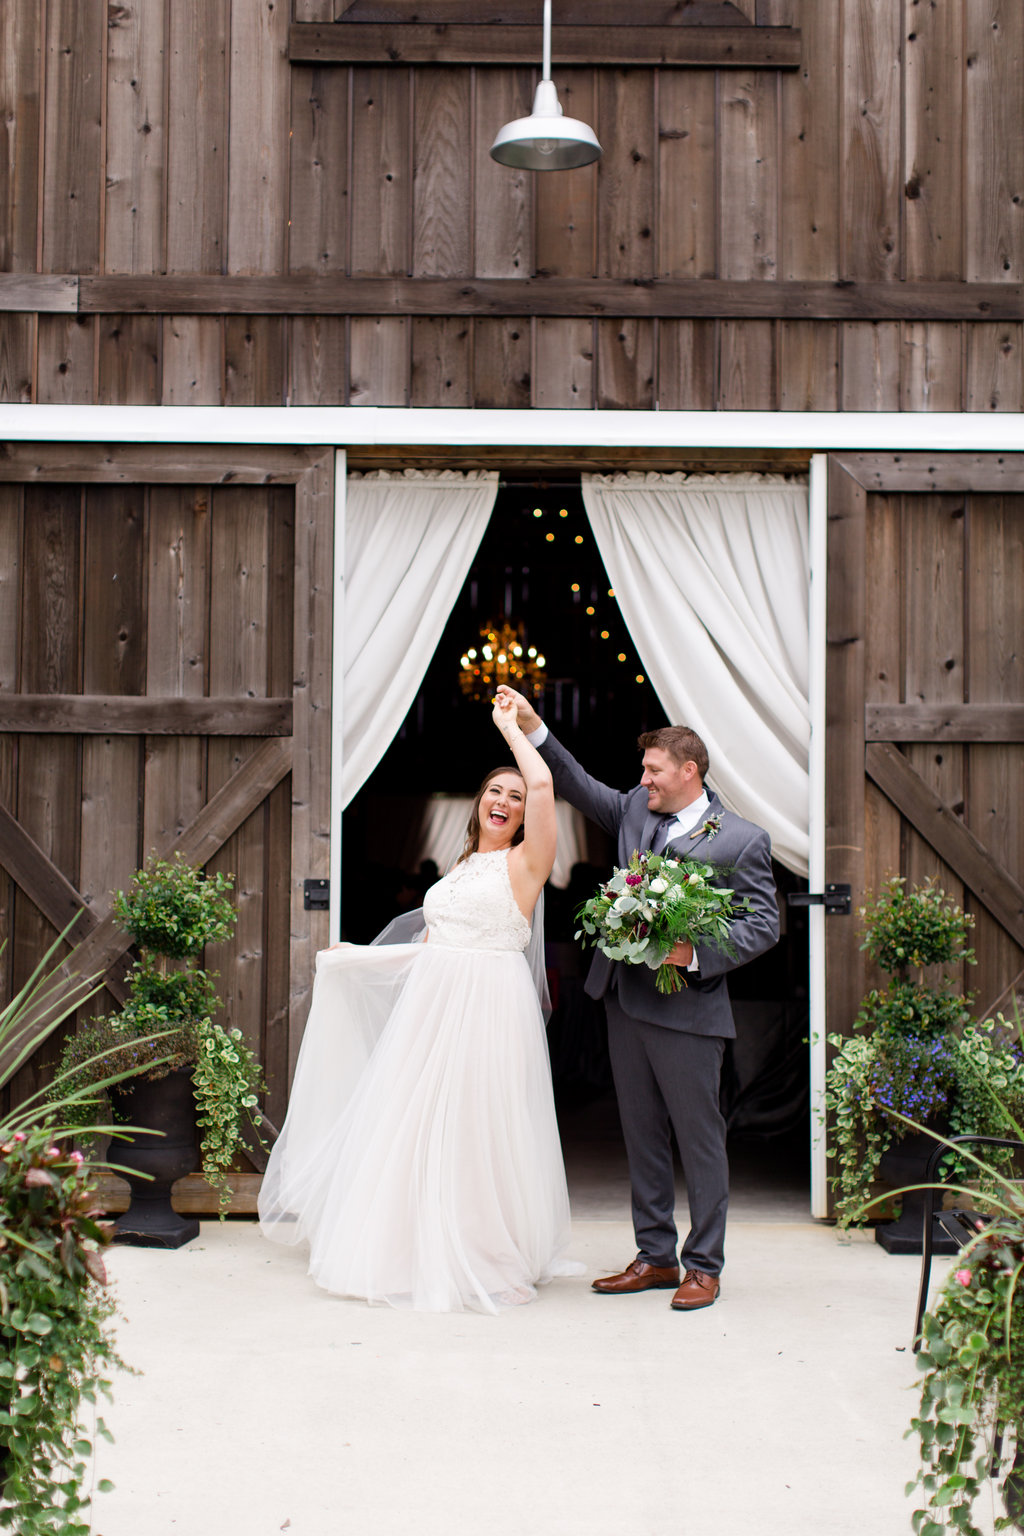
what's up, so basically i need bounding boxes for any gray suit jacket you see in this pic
[540,730,780,1038]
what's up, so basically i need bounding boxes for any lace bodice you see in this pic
[423,849,532,953]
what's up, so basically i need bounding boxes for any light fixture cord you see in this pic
[542,0,552,83]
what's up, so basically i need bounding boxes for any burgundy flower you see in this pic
[625,873,643,887]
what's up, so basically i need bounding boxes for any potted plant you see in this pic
[1,927,177,1533]
[825,877,1024,1249]
[907,1128,1024,1535]
[53,854,265,1245]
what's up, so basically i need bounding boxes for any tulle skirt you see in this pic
[258,941,581,1313]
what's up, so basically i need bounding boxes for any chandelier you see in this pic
[459,620,547,702]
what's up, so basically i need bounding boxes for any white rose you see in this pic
[649,878,668,894]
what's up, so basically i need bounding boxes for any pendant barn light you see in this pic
[489,0,602,171]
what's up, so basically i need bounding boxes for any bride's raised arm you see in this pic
[491,692,556,911]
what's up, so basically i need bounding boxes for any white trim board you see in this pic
[2,403,1024,450]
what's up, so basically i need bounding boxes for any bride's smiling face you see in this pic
[477,773,526,845]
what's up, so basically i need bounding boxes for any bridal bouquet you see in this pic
[575,851,752,995]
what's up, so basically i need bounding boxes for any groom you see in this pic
[496,687,779,1311]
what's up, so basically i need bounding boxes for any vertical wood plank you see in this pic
[79,486,145,913]
[206,487,271,1064]
[288,66,349,275]
[596,70,655,280]
[12,486,82,1107]
[965,494,1024,1012]
[657,320,716,409]
[261,487,294,1127]
[0,317,36,403]
[841,0,901,280]
[779,321,839,410]
[903,0,963,280]
[410,317,471,408]
[288,316,347,404]
[719,320,776,408]
[657,71,716,280]
[36,316,97,405]
[166,0,228,273]
[900,322,963,412]
[41,0,104,274]
[533,318,594,409]
[288,454,333,1083]
[104,0,166,275]
[965,324,1024,414]
[227,0,291,275]
[840,321,901,411]
[473,68,534,279]
[902,494,966,938]
[780,1,839,280]
[862,493,902,921]
[964,1,1024,283]
[224,316,286,405]
[349,318,409,404]
[143,485,210,853]
[596,320,654,411]
[0,489,21,1067]
[161,317,223,405]
[534,70,597,277]
[97,315,160,405]
[412,68,471,277]
[825,458,868,1038]
[0,0,42,271]
[472,319,531,410]
[350,68,412,275]
[718,71,778,280]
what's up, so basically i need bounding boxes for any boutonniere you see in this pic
[690,813,722,842]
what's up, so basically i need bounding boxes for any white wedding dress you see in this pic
[258,849,582,1312]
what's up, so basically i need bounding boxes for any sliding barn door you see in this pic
[0,445,333,1212]
[826,453,1024,1040]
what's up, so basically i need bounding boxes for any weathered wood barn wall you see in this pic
[2,0,1023,410]
[2,0,1024,1208]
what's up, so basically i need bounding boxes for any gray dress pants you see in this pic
[605,994,729,1275]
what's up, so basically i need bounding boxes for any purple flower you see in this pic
[625,873,643,887]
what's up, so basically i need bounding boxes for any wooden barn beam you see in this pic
[0,274,78,312]
[0,442,327,484]
[330,3,756,23]
[67,275,1024,321]
[866,704,1024,743]
[0,696,293,736]
[832,452,1024,494]
[865,741,1024,952]
[288,20,801,68]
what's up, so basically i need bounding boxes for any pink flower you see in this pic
[625,873,643,887]
[955,1269,972,1287]
[12,1132,26,1143]
[69,1150,84,1165]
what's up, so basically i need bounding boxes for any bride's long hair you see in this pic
[457,765,526,864]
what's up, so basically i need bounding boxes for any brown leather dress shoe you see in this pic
[591,1258,680,1294]
[670,1268,721,1310]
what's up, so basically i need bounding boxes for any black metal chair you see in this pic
[913,1133,1024,1351]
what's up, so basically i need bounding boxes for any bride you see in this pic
[258,693,582,1312]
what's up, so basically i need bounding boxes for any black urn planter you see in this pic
[109,1067,201,1249]
[875,1128,958,1256]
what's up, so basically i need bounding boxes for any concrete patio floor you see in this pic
[88,1208,993,1536]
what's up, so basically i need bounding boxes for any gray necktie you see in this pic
[650,814,676,855]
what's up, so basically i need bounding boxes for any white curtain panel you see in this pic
[342,470,498,807]
[418,797,588,889]
[580,472,810,875]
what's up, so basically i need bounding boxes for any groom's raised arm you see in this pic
[495,686,627,839]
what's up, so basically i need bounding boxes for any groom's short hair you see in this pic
[637,726,709,781]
